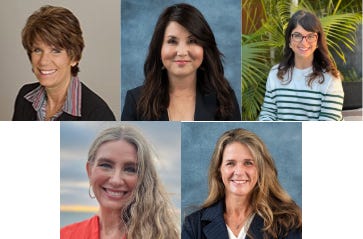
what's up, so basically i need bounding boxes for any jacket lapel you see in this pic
[194,90,217,121]
[201,200,229,239]
[246,214,265,239]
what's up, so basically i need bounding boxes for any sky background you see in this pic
[60,121,181,226]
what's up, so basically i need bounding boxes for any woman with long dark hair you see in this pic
[259,10,344,121]
[121,3,240,121]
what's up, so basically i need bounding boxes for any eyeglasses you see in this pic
[291,33,318,43]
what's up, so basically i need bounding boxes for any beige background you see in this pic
[0,0,121,120]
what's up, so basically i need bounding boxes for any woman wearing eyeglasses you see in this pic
[259,10,344,121]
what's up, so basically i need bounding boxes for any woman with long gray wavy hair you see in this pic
[61,125,179,239]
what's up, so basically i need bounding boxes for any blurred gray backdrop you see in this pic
[0,0,120,120]
[121,0,241,115]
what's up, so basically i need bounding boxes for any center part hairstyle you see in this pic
[22,5,84,76]
[203,128,301,239]
[138,3,236,120]
[88,125,179,239]
[277,10,340,86]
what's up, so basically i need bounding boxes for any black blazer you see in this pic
[182,200,302,239]
[121,86,241,121]
[12,82,116,121]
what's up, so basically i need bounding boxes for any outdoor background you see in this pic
[60,121,181,227]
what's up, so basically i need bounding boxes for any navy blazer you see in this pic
[182,200,302,239]
[12,82,116,121]
[121,86,241,121]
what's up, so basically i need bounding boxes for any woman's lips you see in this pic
[103,187,128,198]
[231,179,249,184]
[39,69,57,75]
[174,60,190,66]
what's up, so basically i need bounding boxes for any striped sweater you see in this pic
[259,65,344,121]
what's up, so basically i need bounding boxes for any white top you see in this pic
[226,213,255,239]
[226,225,246,239]
[259,65,344,121]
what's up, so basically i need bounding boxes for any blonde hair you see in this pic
[88,125,179,239]
[203,128,301,238]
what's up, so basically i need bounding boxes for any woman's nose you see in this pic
[176,43,188,56]
[234,164,244,175]
[39,52,50,65]
[109,171,125,186]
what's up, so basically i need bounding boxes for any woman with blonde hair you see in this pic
[182,128,301,239]
[61,125,179,239]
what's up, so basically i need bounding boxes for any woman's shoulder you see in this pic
[60,215,99,239]
[270,64,280,71]
[17,82,40,95]
[80,82,107,103]
[185,200,224,222]
[267,64,280,79]
[126,85,144,96]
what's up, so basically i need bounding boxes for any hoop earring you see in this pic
[88,185,95,199]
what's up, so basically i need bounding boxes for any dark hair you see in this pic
[277,10,340,86]
[138,3,236,120]
[22,5,84,77]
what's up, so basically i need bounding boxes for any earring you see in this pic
[88,185,95,199]
[161,65,165,70]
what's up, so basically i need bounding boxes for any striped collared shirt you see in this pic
[24,77,82,120]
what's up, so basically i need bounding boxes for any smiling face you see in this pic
[87,140,138,212]
[161,21,204,80]
[289,24,318,64]
[30,39,77,90]
[220,142,258,199]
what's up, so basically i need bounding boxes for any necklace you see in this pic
[226,211,255,231]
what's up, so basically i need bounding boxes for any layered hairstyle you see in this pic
[138,3,237,120]
[277,10,340,86]
[22,5,84,76]
[88,125,179,239]
[203,128,301,239]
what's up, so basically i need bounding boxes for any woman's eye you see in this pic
[32,48,41,54]
[245,161,254,166]
[188,38,197,44]
[167,38,177,44]
[51,48,62,54]
[124,166,137,174]
[99,163,112,169]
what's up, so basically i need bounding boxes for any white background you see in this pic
[0,121,362,238]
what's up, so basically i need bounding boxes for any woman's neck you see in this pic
[224,194,251,216]
[224,194,254,237]
[98,208,125,239]
[45,76,71,105]
[168,73,197,93]
[294,56,313,69]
